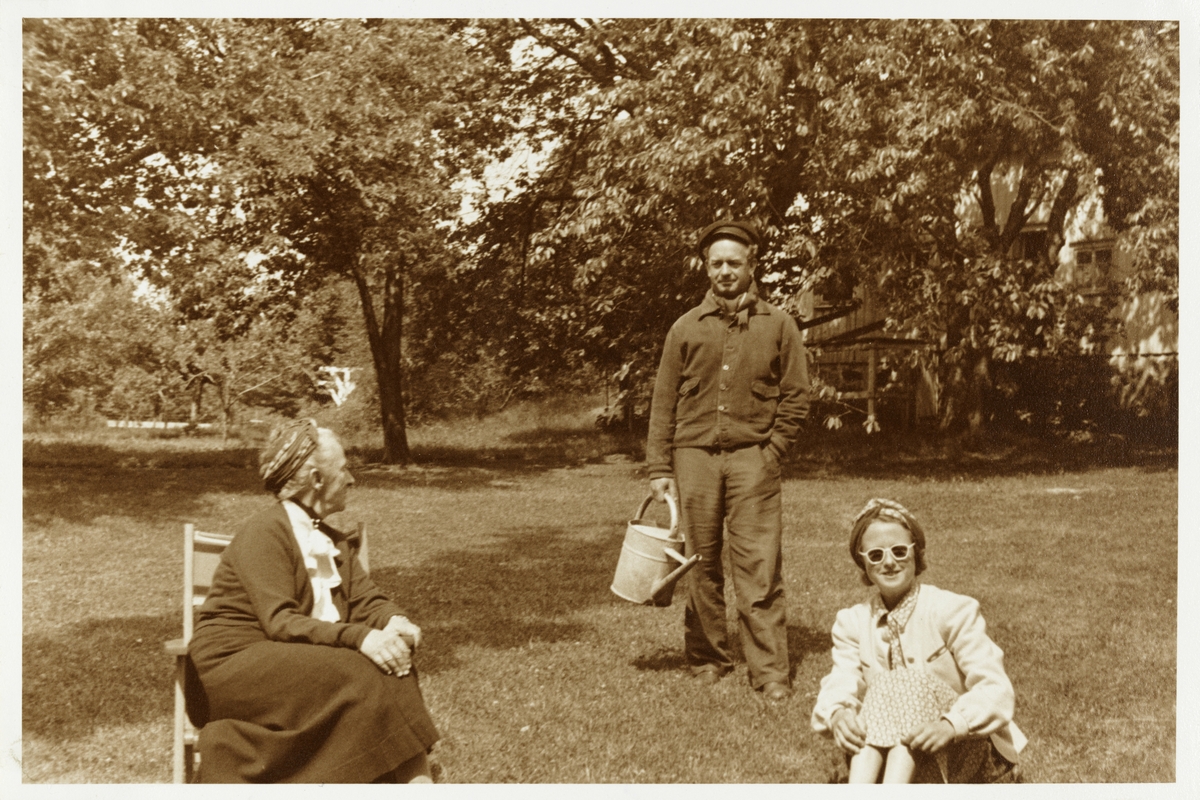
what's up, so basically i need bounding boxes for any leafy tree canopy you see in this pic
[24,18,512,459]
[463,18,1178,433]
[24,18,1178,444]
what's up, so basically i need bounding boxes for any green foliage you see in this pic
[463,19,1178,435]
[23,19,512,461]
[990,352,1177,444]
[20,247,355,431]
[24,19,1177,446]
[1084,22,1180,312]
[23,258,174,420]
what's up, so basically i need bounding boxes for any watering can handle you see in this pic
[635,493,678,536]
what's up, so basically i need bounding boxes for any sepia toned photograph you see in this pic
[18,10,1184,786]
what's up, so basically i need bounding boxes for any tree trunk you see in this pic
[1043,170,1079,269]
[939,350,990,440]
[219,378,230,441]
[190,380,203,426]
[376,353,411,464]
[351,258,411,465]
[967,353,990,436]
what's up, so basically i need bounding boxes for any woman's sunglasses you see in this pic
[858,543,917,564]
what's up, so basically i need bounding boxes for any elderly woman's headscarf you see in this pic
[260,419,320,495]
[849,498,927,574]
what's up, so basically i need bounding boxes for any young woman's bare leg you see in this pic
[881,745,917,783]
[848,746,885,783]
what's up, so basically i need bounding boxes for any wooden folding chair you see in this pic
[164,524,233,783]
[164,521,370,783]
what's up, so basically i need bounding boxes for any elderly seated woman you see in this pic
[187,419,438,783]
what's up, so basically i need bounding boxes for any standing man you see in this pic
[646,220,810,703]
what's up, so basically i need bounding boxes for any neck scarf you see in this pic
[283,500,343,623]
[872,583,921,670]
[707,279,759,330]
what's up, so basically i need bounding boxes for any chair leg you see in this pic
[184,736,196,783]
[173,656,187,783]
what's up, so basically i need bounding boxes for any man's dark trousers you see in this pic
[676,443,787,689]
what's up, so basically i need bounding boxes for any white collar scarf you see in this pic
[870,583,921,670]
[283,500,343,623]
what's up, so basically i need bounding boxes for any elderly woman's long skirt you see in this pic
[191,638,439,783]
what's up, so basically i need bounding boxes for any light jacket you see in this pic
[811,583,1027,763]
[646,288,810,479]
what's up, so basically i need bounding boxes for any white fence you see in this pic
[106,420,215,430]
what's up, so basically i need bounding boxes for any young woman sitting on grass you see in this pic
[810,498,1026,783]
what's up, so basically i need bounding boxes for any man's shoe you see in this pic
[762,681,792,703]
[693,669,723,686]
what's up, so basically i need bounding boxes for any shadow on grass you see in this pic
[21,429,628,496]
[24,614,178,742]
[23,465,260,526]
[353,464,567,493]
[24,425,1176,488]
[786,623,834,675]
[627,622,829,679]
[629,647,687,672]
[782,435,1177,482]
[373,444,634,478]
[23,439,260,470]
[366,524,618,674]
[355,424,644,479]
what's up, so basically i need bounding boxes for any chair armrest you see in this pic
[165,638,188,656]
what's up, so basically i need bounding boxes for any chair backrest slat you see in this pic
[356,521,369,575]
[192,531,233,606]
[183,526,234,641]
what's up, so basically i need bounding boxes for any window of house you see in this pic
[1019,229,1047,262]
[1073,242,1114,294]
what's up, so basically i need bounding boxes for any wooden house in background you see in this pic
[795,162,1177,429]
[795,281,935,429]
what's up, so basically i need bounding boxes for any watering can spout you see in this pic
[650,549,702,604]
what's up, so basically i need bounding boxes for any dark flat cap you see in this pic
[696,220,760,256]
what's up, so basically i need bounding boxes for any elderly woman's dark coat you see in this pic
[187,502,438,783]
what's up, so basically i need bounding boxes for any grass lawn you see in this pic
[21,413,1177,783]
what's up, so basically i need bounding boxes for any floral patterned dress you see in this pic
[858,586,959,749]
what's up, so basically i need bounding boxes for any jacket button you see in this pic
[722,365,729,370]
[718,405,726,412]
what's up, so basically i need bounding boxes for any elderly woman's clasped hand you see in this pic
[360,629,411,676]
[360,614,422,677]
[384,614,422,649]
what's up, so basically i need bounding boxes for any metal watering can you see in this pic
[610,494,702,607]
